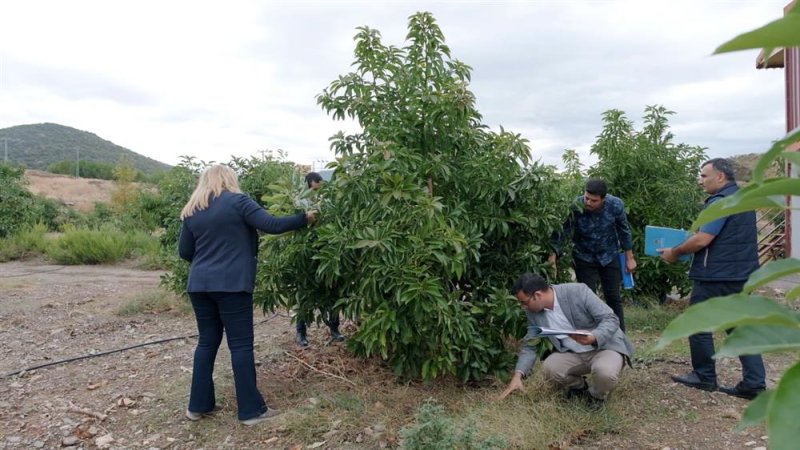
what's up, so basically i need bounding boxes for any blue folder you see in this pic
[644,226,691,262]
[619,253,634,289]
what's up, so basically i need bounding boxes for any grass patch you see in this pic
[626,302,683,334]
[148,301,751,449]
[0,223,51,261]
[0,238,25,262]
[117,288,191,316]
[45,225,160,265]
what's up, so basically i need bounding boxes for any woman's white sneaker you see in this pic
[240,408,281,426]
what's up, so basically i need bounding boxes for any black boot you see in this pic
[330,327,345,342]
[295,331,308,347]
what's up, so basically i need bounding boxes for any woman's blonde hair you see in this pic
[180,165,242,219]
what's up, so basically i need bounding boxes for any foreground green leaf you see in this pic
[655,295,799,349]
[716,324,800,358]
[714,7,800,55]
[767,361,800,450]
[743,259,800,293]
[737,389,773,431]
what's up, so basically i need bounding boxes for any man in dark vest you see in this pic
[659,158,766,400]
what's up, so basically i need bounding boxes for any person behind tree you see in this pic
[294,171,345,347]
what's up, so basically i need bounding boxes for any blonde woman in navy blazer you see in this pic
[179,165,316,426]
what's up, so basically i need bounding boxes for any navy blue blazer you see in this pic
[178,191,308,293]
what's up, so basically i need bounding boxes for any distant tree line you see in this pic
[46,159,162,182]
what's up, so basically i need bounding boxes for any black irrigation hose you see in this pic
[1,314,282,379]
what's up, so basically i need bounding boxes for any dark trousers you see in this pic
[188,291,267,421]
[296,311,340,334]
[689,281,766,389]
[574,258,625,331]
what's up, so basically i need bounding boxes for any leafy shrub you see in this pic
[0,224,53,261]
[0,164,63,237]
[45,225,156,265]
[47,159,119,180]
[0,238,24,262]
[254,13,569,381]
[588,106,707,302]
[150,157,214,295]
[400,401,506,450]
[14,223,51,253]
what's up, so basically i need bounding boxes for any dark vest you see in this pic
[689,182,759,282]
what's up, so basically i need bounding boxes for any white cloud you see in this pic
[0,0,791,168]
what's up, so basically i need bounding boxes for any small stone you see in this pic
[373,424,386,433]
[721,409,741,420]
[754,447,767,450]
[745,441,757,446]
[61,436,79,447]
[6,436,21,443]
[308,397,320,405]
[32,441,45,448]
[322,430,338,439]
[95,434,114,449]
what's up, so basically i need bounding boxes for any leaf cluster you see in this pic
[255,12,570,381]
[588,105,707,301]
[0,163,62,238]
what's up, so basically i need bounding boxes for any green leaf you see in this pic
[778,151,800,167]
[767,361,800,450]
[714,9,800,55]
[716,324,800,357]
[736,388,773,431]
[655,295,799,349]
[785,284,800,301]
[753,128,800,184]
[690,191,785,231]
[352,239,381,249]
[743,259,800,293]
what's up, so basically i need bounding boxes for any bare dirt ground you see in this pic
[23,170,115,212]
[0,260,792,450]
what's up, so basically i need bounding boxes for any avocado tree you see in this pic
[255,12,570,381]
[588,106,707,302]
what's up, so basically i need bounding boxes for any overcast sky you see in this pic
[0,0,791,170]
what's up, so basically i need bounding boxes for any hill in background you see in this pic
[0,123,171,175]
[729,153,783,181]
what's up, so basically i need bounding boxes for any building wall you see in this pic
[786,43,800,256]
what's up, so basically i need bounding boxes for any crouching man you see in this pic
[499,273,634,408]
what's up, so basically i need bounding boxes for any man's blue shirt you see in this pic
[698,195,726,236]
[553,194,634,266]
